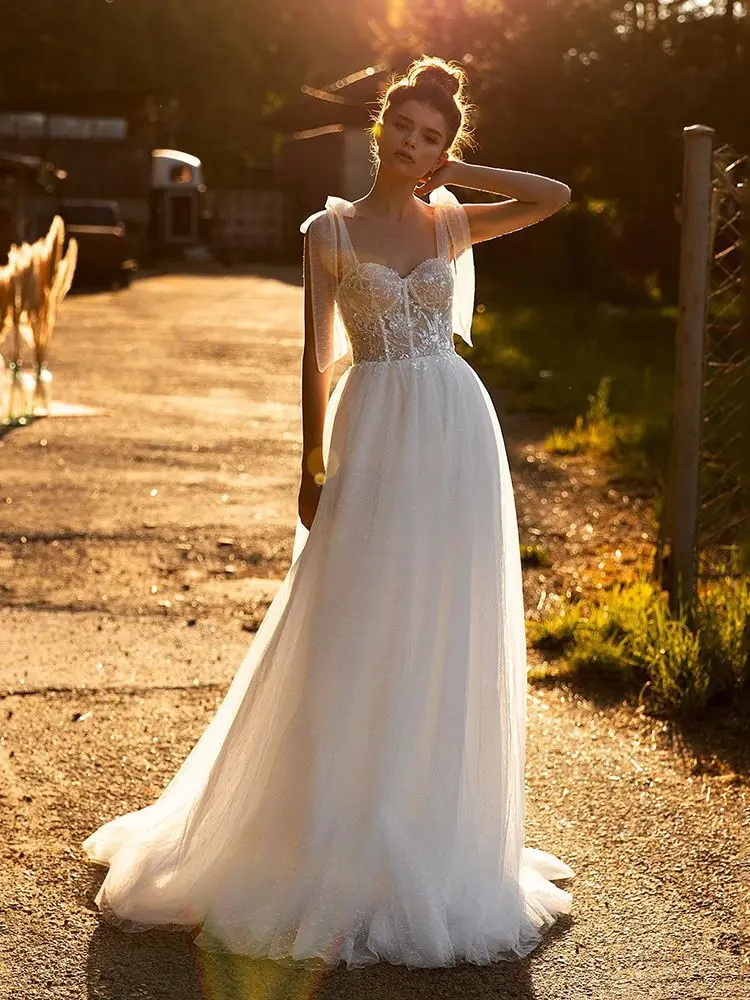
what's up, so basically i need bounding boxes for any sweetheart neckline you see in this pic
[342,256,447,283]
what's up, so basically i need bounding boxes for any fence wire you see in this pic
[698,143,749,578]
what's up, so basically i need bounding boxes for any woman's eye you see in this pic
[395,121,407,130]
[425,136,437,144]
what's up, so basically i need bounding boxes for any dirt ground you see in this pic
[1,265,748,1000]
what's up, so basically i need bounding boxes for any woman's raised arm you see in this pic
[420,161,571,243]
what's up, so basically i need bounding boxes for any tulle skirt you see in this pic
[82,350,574,969]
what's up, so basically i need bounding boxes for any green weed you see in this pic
[528,574,750,716]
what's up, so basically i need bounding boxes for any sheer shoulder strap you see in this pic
[299,197,355,373]
[429,185,475,348]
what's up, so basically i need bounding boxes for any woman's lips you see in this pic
[394,150,414,163]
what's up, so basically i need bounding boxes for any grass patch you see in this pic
[527,575,750,716]
[543,375,668,488]
[528,601,584,654]
[545,375,618,455]
[520,543,551,568]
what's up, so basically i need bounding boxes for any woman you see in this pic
[83,54,575,970]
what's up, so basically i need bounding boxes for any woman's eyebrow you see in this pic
[394,113,444,138]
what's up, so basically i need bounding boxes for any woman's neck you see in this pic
[356,172,421,221]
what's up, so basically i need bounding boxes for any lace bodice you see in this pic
[300,186,476,374]
[333,213,456,365]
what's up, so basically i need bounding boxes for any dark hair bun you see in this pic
[406,58,464,99]
[374,54,474,160]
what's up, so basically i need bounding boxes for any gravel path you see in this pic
[1,267,747,999]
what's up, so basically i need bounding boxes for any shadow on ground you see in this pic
[531,671,750,781]
[83,866,552,1000]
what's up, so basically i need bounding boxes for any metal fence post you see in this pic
[669,124,714,613]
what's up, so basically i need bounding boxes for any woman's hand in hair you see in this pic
[415,155,458,197]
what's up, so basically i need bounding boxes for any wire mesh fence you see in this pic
[698,143,749,580]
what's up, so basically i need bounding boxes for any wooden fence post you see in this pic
[669,124,714,613]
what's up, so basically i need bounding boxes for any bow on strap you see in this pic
[299,195,355,234]
[324,195,356,217]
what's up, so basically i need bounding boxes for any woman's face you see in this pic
[376,99,450,182]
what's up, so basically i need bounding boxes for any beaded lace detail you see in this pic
[299,186,475,373]
[333,209,457,366]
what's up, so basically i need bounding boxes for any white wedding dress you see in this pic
[82,186,574,969]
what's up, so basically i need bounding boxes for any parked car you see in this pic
[58,199,137,288]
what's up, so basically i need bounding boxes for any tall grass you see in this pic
[528,575,750,716]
